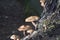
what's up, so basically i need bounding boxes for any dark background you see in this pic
[0,0,25,40]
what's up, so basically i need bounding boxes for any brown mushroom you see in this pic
[40,0,45,7]
[27,29,34,34]
[25,16,39,29]
[10,34,20,40]
[18,25,31,36]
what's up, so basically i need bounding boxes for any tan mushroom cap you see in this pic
[25,16,39,22]
[10,34,16,39]
[27,29,34,34]
[40,0,45,3]
[10,35,20,40]
[18,25,31,31]
[40,0,45,7]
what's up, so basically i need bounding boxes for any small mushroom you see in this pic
[18,25,31,36]
[40,0,45,7]
[43,24,47,32]
[27,29,34,34]
[25,16,39,29]
[10,34,20,40]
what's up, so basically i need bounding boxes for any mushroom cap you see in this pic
[10,35,16,39]
[40,0,45,3]
[25,16,39,22]
[10,35,20,40]
[19,25,25,29]
[18,25,31,31]
[40,0,45,7]
[27,29,34,34]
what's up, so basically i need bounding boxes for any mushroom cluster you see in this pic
[25,16,39,29]
[10,16,39,40]
[18,25,32,36]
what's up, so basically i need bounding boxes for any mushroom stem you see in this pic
[14,39,16,40]
[23,31,26,36]
[16,38,20,40]
[30,33,31,34]
[32,22,37,29]
[13,38,16,40]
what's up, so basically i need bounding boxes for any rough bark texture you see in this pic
[21,0,60,40]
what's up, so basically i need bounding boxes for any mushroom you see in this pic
[27,29,34,35]
[10,34,20,40]
[40,0,45,7]
[25,16,39,29]
[43,24,47,32]
[18,25,31,36]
